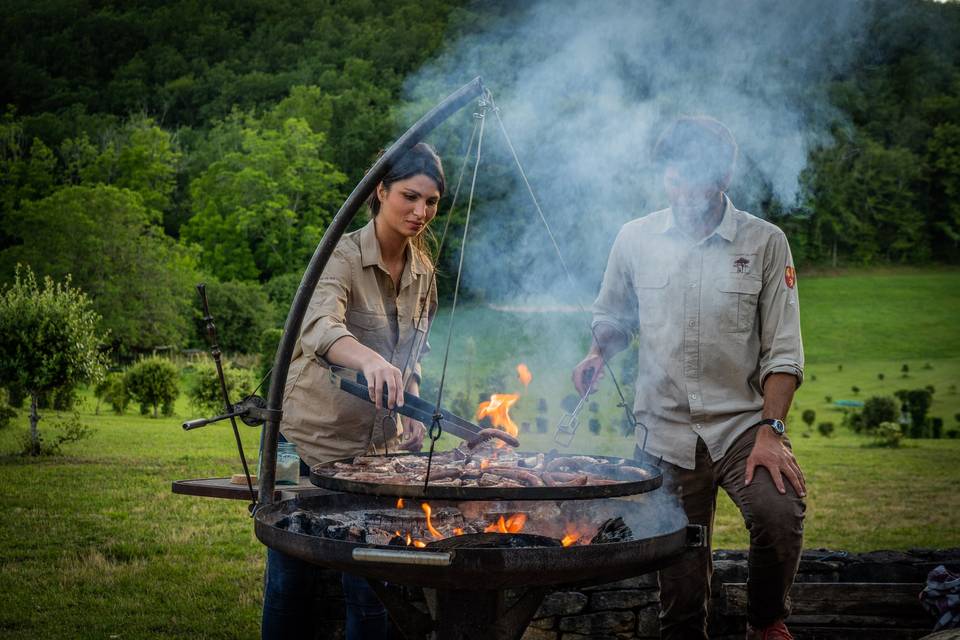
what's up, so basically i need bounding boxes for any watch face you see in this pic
[770,419,786,435]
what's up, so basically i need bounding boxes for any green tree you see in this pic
[187,361,256,415]
[182,114,346,282]
[801,409,816,429]
[862,396,899,430]
[193,280,275,354]
[94,372,129,415]
[0,185,199,351]
[0,266,104,454]
[124,357,180,418]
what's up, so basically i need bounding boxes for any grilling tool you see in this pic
[554,366,599,447]
[331,367,484,442]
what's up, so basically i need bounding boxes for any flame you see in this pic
[413,540,426,548]
[396,498,405,509]
[453,528,464,536]
[421,503,443,539]
[505,513,527,533]
[516,363,532,388]
[480,459,490,470]
[406,532,412,546]
[483,513,526,534]
[561,533,578,547]
[476,393,520,443]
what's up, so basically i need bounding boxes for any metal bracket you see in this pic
[685,524,707,548]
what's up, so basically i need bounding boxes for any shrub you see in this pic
[18,413,94,456]
[851,385,860,395]
[125,356,180,418]
[810,374,817,382]
[588,418,601,435]
[801,409,816,428]
[868,421,903,448]
[904,388,934,434]
[825,395,833,404]
[0,401,16,429]
[930,417,943,439]
[837,364,843,371]
[0,266,105,455]
[956,413,960,425]
[94,372,129,415]
[862,396,898,430]
[877,373,885,381]
[947,429,960,439]
[188,361,257,415]
[817,422,835,437]
[901,363,909,377]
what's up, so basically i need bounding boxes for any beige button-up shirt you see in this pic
[593,196,803,469]
[281,220,437,467]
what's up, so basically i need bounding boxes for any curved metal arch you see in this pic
[259,77,487,505]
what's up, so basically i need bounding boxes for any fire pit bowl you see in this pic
[254,492,697,591]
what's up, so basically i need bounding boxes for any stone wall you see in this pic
[310,548,960,639]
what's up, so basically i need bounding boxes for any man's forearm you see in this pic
[762,372,798,421]
[589,322,630,360]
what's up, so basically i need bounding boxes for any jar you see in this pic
[273,442,301,485]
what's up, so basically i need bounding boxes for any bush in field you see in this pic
[801,409,816,429]
[901,363,909,377]
[851,385,860,395]
[817,422,835,437]
[825,395,833,404]
[843,410,865,433]
[94,372,129,415]
[862,396,899,430]
[868,422,903,448]
[0,400,16,429]
[188,361,257,415]
[904,388,934,436]
[930,417,943,439]
[18,413,94,456]
[0,266,105,455]
[125,356,180,418]
[878,373,885,381]
[947,429,960,439]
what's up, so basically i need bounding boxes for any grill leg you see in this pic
[428,587,548,640]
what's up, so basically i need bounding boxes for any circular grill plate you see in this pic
[310,451,662,500]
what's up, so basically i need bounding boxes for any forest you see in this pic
[1,0,959,355]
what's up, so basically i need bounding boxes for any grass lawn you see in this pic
[0,268,958,638]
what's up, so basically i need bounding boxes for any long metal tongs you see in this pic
[554,370,599,447]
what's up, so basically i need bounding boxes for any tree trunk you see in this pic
[832,238,838,268]
[153,403,158,419]
[29,393,41,456]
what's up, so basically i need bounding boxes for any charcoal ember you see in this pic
[387,535,407,546]
[278,511,348,537]
[590,517,633,544]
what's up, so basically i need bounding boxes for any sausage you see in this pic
[545,455,600,472]
[426,467,462,481]
[466,428,520,449]
[485,466,545,487]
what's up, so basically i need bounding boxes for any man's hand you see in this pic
[399,417,425,451]
[745,426,806,497]
[572,354,605,397]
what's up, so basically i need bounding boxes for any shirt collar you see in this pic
[359,219,429,278]
[659,194,739,243]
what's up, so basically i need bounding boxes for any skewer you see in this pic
[554,368,599,447]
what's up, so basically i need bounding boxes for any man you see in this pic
[573,116,806,640]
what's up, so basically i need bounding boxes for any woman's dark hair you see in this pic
[366,142,445,217]
[653,116,737,185]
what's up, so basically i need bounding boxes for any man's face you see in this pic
[663,163,723,223]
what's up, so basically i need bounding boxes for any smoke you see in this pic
[405,0,868,300]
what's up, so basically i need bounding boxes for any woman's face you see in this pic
[376,174,441,239]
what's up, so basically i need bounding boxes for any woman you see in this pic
[262,142,443,639]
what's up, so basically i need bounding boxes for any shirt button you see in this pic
[688,282,696,288]
[695,423,702,430]
[690,393,697,400]
[688,320,695,327]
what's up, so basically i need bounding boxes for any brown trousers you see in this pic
[652,426,806,639]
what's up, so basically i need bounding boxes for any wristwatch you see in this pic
[756,418,786,435]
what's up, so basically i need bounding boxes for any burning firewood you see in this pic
[590,517,633,544]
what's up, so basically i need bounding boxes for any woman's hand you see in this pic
[572,353,605,397]
[399,417,425,451]
[360,356,405,410]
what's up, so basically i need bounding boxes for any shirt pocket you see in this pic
[345,309,389,347]
[716,278,762,333]
[635,273,670,327]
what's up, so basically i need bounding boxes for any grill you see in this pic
[182,77,706,640]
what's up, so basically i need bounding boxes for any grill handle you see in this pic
[352,548,453,567]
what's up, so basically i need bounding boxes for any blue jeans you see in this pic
[261,548,389,639]
[260,436,389,639]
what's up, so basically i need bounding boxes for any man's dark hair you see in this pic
[366,142,445,216]
[653,116,738,185]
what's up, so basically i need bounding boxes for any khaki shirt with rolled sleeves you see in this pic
[592,195,803,470]
[281,220,437,468]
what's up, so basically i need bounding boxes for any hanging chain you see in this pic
[487,97,644,449]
